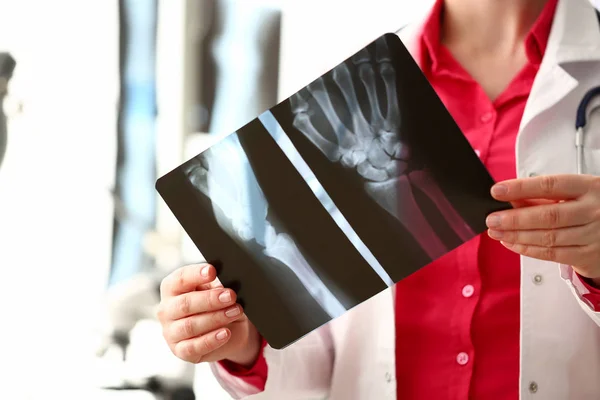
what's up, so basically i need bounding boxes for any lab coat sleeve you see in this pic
[210,323,336,399]
[560,264,600,326]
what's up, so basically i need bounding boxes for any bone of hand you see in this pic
[365,174,448,260]
[289,37,471,260]
[259,110,393,287]
[186,134,346,318]
[290,37,406,177]
[263,224,346,318]
[408,169,476,242]
[188,140,261,242]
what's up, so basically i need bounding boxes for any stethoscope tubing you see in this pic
[576,86,600,175]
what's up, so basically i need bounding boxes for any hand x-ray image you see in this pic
[270,34,509,283]
[156,33,509,349]
[288,36,477,261]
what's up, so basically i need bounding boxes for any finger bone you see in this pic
[307,77,356,149]
[292,113,342,162]
[289,89,311,114]
[380,63,400,130]
[358,63,385,129]
[331,62,371,135]
[351,47,372,65]
[375,37,392,63]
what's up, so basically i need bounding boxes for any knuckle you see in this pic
[380,62,394,77]
[508,213,520,228]
[543,246,556,260]
[175,268,187,289]
[174,341,197,362]
[513,180,524,195]
[589,176,600,192]
[177,294,191,316]
[540,176,557,196]
[210,309,226,327]
[199,334,214,356]
[542,207,560,227]
[181,317,196,338]
[542,230,557,247]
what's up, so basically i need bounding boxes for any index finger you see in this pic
[160,264,217,298]
[491,174,593,201]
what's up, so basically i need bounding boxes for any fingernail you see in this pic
[225,306,241,318]
[201,265,210,277]
[491,184,508,197]
[216,329,228,341]
[488,229,503,239]
[486,215,501,228]
[218,291,231,303]
[501,241,514,248]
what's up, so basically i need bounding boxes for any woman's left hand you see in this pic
[486,174,600,284]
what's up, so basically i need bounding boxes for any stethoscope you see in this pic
[575,86,600,174]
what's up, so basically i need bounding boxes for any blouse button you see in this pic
[462,284,475,298]
[456,352,470,366]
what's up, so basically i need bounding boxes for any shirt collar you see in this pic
[420,0,444,75]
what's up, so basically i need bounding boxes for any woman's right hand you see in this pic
[157,263,262,367]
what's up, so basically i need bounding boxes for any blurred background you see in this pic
[0,0,432,398]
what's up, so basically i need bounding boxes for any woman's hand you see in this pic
[485,174,600,284]
[157,263,262,366]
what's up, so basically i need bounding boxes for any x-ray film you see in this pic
[155,33,510,349]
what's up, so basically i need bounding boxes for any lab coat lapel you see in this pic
[399,0,600,153]
[518,0,600,136]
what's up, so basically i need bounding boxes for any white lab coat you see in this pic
[210,0,600,398]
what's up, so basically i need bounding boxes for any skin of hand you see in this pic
[157,263,262,366]
[485,174,600,285]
